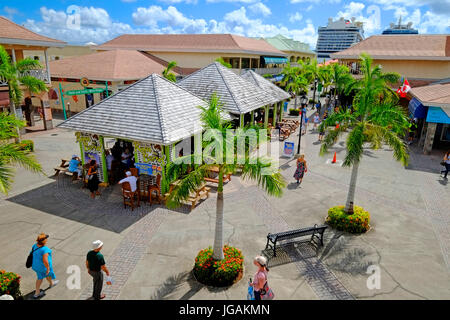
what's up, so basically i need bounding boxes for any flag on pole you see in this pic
[397,78,411,98]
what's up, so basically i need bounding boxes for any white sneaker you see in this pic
[33,291,45,299]
[49,279,59,288]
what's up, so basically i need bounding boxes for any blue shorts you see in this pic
[35,270,56,280]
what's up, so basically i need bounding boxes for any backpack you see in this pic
[26,245,43,268]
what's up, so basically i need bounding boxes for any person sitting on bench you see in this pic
[68,155,82,179]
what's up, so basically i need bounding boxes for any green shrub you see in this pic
[326,205,370,234]
[0,270,22,299]
[193,245,244,287]
[289,109,300,116]
[18,140,34,152]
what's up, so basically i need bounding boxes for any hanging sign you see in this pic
[65,88,105,96]
[75,132,103,152]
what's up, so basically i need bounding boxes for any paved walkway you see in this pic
[1,106,450,300]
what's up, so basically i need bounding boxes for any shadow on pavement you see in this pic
[6,175,159,233]
[261,240,320,268]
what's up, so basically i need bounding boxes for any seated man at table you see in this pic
[68,155,82,179]
[118,171,138,192]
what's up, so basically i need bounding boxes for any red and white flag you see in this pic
[397,78,411,98]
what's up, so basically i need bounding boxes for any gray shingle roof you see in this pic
[240,70,291,102]
[177,62,278,115]
[57,74,209,145]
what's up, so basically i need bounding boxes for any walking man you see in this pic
[86,240,110,300]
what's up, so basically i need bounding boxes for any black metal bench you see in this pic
[265,224,327,257]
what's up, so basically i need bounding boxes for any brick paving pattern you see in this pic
[247,185,354,300]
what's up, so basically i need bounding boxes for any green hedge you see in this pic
[18,140,34,152]
[0,270,21,299]
[193,245,244,287]
[326,205,370,234]
[289,109,300,116]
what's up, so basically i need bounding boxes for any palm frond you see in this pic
[240,157,286,197]
[0,164,14,195]
[15,58,43,73]
[18,75,48,94]
[343,123,365,167]
[0,143,43,174]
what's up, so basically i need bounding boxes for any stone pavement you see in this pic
[1,110,450,300]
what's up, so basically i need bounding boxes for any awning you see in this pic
[263,57,288,65]
[426,107,450,124]
[408,98,427,119]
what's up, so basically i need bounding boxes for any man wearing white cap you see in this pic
[86,240,109,300]
[118,171,138,192]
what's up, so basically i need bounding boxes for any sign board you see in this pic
[282,141,295,157]
[65,88,105,96]
[135,163,154,176]
[284,102,288,112]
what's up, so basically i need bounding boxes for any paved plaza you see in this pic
[1,109,450,300]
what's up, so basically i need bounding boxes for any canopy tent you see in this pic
[177,62,278,115]
[262,57,289,64]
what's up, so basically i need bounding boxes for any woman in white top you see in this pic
[313,113,320,130]
[250,256,269,300]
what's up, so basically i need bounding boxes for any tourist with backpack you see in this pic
[28,233,59,299]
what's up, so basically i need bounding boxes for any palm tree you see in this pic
[318,64,332,97]
[304,58,321,105]
[329,62,353,110]
[0,45,48,140]
[162,61,178,82]
[166,94,286,260]
[282,60,307,110]
[215,58,232,68]
[319,54,409,214]
[0,112,43,194]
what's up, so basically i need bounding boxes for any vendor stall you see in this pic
[58,73,209,193]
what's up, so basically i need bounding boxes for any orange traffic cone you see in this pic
[332,152,337,164]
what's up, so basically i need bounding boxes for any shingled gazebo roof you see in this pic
[58,74,210,145]
[177,62,279,115]
[240,70,291,102]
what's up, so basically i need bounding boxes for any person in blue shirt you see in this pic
[31,233,59,299]
[68,155,82,179]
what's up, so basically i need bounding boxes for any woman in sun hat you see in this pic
[250,255,271,300]
[31,233,59,299]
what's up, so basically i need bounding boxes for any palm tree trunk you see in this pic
[212,167,225,260]
[345,161,359,214]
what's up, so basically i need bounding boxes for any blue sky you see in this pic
[1,0,449,48]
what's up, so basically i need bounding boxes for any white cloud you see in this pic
[369,0,450,15]
[289,12,303,23]
[158,0,198,4]
[248,3,271,17]
[305,5,314,11]
[336,2,381,35]
[3,6,19,19]
[206,0,259,3]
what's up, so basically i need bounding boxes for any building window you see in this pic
[241,58,250,69]
[55,56,60,61]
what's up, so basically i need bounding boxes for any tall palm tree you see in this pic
[0,112,43,194]
[318,64,332,97]
[166,94,286,260]
[329,62,353,109]
[319,54,409,214]
[282,60,307,110]
[304,58,321,105]
[0,45,48,140]
[162,61,178,82]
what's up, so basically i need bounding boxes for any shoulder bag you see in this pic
[26,245,44,268]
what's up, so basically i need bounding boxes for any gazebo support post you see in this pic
[162,145,172,194]
[99,136,108,185]
[264,106,269,129]
[239,114,244,128]
[272,103,278,127]
[279,101,284,122]
[79,141,85,166]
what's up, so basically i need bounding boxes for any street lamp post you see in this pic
[296,96,308,155]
